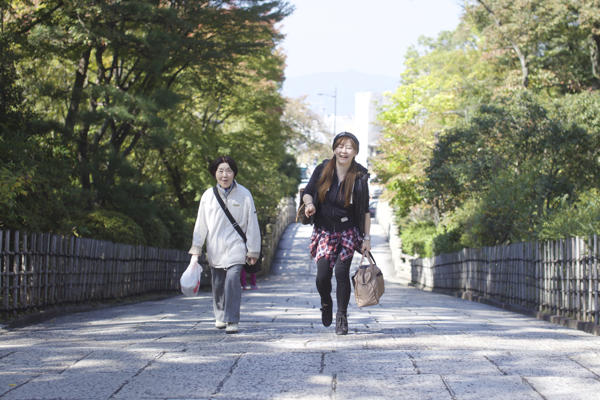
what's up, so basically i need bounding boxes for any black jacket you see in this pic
[304,159,370,236]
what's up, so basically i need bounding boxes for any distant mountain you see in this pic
[281,70,399,116]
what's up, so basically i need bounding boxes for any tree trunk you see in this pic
[65,48,90,135]
[477,0,529,89]
[160,150,188,209]
[510,39,529,88]
[65,48,92,195]
[590,34,600,86]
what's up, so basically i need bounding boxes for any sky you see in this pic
[278,0,464,79]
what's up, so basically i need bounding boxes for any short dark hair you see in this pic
[209,156,238,178]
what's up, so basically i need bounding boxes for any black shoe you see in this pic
[320,300,333,327]
[336,311,348,335]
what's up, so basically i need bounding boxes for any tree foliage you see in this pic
[0,0,307,249]
[425,93,598,214]
[0,34,82,233]
[282,96,330,164]
[375,1,600,255]
[538,189,600,241]
[374,27,500,218]
[466,0,596,91]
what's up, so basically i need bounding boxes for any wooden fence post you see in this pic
[408,233,600,328]
[593,234,599,325]
[0,228,191,317]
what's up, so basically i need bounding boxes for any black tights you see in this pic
[316,254,353,313]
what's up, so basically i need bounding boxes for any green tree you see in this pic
[466,0,596,92]
[425,92,599,246]
[374,27,499,218]
[282,96,330,165]
[153,48,299,218]
[0,36,34,215]
[7,0,291,206]
[538,189,600,241]
[375,1,600,254]
[2,1,300,248]
[0,34,83,233]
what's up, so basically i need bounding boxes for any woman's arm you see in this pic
[245,193,261,264]
[302,162,326,218]
[361,213,371,253]
[303,193,316,217]
[189,195,208,256]
[303,163,324,197]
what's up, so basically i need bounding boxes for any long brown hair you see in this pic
[316,137,358,208]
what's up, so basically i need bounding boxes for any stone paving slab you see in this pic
[333,374,452,400]
[4,372,137,400]
[443,375,540,400]
[524,377,600,400]
[2,222,600,399]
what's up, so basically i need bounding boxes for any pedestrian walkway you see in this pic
[1,222,600,399]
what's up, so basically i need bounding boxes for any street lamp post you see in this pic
[318,87,337,134]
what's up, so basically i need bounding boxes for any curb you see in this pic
[410,282,600,336]
[0,292,181,331]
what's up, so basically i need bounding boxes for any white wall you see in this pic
[376,199,413,284]
[354,92,384,168]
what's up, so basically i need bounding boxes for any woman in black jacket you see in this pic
[303,132,371,335]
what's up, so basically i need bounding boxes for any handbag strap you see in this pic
[213,186,247,243]
[358,251,376,267]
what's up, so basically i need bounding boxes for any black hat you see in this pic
[332,131,359,154]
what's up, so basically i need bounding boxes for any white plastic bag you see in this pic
[180,257,203,297]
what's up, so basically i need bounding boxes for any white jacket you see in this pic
[189,182,261,269]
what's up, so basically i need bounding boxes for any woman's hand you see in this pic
[305,203,316,218]
[189,254,199,268]
[247,257,258,265]
[361,239,371,254]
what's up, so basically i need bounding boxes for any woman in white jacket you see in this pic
[189,156,261,334]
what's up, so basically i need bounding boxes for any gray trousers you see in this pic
[211,264,243,323]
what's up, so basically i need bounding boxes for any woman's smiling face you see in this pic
[215,162,234,188]
[334,138,357,166]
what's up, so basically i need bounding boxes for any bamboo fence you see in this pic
[411,235,600,325]
[259,197,297,276]
[0,197,297,317]
[0,230,192,317]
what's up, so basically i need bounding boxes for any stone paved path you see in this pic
[2,222,600,399]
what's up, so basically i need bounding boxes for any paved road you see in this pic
[2,222,600,399]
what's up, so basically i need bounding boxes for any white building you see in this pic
[354,92,385,168]
[322,114,354,139]
[321,92,386,169]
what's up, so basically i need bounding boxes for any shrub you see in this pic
[538,189,600,241]
[136,217,171,248]
[439,170,541,249]
[431,223,464,256]
[400,221,436,257]
[156,204,194,250]
[79,210,147,245]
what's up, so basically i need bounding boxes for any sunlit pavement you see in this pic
[2,222,600,399]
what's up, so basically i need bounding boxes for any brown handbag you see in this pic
[351,251,385,307]
[295,188,313,225]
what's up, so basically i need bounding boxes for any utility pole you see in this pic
[318,87,337,134]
